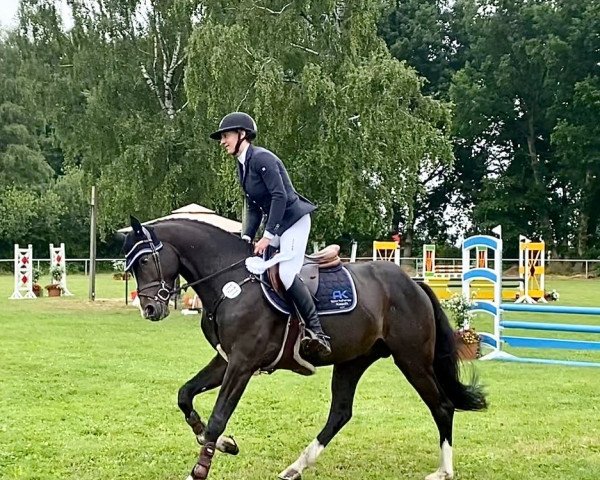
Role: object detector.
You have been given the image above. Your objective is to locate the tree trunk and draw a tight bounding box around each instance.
[577,169,593,256]
[402,201,415,258]
[526,113,552,244]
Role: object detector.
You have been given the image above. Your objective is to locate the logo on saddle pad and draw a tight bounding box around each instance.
[331,289,352,308]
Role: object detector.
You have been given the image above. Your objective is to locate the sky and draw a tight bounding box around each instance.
[0,0,71,29]
[0,0,20,28]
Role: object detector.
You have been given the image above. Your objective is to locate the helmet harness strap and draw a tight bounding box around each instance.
[233,130,246,156]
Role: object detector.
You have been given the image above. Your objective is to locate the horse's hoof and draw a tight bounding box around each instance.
[278,468,301,480]
[218,435,239,455]
[425,469,453,480]
[197,434,239,455]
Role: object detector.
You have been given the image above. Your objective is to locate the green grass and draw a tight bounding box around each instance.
[1,274,599,479]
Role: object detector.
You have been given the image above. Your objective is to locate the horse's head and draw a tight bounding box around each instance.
[123,216,180,321]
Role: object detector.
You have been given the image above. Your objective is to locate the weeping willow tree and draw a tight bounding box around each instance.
[186,0,454,244]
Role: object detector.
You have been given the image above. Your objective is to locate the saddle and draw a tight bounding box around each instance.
[267,244,341,297]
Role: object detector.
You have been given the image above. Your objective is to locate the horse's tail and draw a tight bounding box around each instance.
[418,282,488,411]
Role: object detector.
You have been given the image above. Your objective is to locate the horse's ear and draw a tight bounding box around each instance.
[130,215,143,235]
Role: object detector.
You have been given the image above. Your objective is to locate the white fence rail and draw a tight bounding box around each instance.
[2,256,599,278]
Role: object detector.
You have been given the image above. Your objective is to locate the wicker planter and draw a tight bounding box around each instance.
[113,272,131,280]
[33,284,43,297]
[45,284,62,297]
[455,331,479,360]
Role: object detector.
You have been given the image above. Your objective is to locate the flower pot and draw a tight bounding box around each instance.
[113,272,131,280]
[454,331,479,360]
[33,284,43,297]
[456,339,478,360]
[45,284,62,297]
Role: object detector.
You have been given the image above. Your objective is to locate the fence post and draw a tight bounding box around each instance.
[585,260,589,279]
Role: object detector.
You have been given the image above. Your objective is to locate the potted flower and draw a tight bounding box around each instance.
[544,289,560,302]
[442,293,480,360]
[32,267,43,297]
[112,260,130,280]
[46,265,64,297]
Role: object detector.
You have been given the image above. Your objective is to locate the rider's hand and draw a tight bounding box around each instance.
[253,237,270,256]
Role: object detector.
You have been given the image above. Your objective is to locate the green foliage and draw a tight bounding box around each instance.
[186,1,453,241]
[1,0,599,259]
[449,0,599,257]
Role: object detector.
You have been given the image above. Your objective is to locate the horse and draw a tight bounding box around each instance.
[123,216,487,480]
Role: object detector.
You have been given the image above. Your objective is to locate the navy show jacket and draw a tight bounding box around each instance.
[239,145,316,239]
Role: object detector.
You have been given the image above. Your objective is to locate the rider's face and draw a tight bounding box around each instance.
[220,130,246,155]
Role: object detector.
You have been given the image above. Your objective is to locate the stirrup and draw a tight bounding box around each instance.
[301,333,331,356]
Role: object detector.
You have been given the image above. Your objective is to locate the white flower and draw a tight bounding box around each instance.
[112,260,126,272]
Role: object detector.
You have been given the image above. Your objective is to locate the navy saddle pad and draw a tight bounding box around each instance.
[260,264,357,316]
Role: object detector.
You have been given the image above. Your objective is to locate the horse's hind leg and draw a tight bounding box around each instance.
[278,353,379,480]
[177,354,239,455]
[392,354,455,480]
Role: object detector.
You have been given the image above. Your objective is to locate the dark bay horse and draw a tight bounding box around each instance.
[123,217,487,480]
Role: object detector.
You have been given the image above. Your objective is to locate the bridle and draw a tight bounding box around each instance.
[133,238,173,303]
[133,238,248,305]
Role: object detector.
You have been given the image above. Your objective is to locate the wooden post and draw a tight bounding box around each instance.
[88,186,97,301]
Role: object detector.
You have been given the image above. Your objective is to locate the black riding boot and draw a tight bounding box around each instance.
[286,276,331,356]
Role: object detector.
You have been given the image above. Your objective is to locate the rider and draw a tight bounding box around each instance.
[210,112,331,356]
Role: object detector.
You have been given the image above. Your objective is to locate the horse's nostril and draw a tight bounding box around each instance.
[144,305,156,318]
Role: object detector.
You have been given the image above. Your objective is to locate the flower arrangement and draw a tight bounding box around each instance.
[442,293,475,330]
[49,265,63,284]
[544,289,560,302]
[45,266,63,296]
[32,267,43,297]
[32,267,42,285]
[112,260,125,272]
[442,293,480,359]
[112,259,130,280]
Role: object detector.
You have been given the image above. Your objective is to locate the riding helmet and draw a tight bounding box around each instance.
[210,112,257,140]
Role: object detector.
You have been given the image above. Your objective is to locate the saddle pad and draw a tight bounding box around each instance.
[260,264,357,315]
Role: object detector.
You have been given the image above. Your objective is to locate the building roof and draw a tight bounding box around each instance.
[117,203,242,233]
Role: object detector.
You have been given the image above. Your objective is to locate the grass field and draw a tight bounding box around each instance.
[1,274,599,480]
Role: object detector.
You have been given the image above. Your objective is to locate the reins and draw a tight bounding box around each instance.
[171,258,247,296]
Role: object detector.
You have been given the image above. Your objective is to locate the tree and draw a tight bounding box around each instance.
[0,38,54,188]
[186,1,454,246]
[449,0,598,256]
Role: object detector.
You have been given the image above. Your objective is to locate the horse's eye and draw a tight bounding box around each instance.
[140,257,149,265]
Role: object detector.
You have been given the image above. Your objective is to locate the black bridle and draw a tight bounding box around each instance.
[133,238,248,304]
[134,240,173,303]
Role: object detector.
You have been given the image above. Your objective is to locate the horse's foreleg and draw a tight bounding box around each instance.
[278,354,379,480]
[178,354,239,455]
[188,357,254,480]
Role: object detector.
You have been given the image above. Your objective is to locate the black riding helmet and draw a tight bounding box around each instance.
[210,112,257,141]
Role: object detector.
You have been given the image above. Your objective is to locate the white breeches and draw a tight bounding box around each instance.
[274,214,311,290]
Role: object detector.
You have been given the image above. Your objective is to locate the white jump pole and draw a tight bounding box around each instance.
[10,244,35,299]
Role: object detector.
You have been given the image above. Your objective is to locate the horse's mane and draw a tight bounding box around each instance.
[150,218,250,250]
